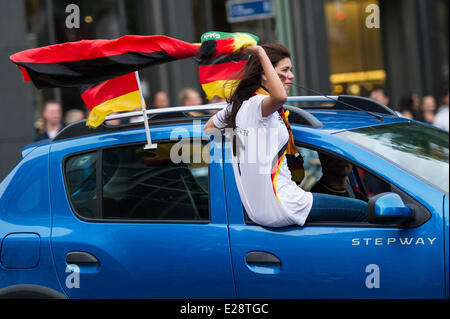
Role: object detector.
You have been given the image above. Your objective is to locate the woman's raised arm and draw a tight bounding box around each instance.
[243,46,287,117]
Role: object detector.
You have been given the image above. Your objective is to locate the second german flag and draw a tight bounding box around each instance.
[81,72,142,128]
[198,53,248,100]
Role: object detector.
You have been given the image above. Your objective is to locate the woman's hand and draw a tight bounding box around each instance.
[242,45,264,56]
[203,116,217,134]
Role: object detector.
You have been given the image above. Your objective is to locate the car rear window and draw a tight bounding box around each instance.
[65,152,98,219]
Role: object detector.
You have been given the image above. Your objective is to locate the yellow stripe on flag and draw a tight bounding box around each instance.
[86,90,142,128]
[201,79,239,100]
[231,33,258,52]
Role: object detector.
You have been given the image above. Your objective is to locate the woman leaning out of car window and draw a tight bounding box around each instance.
[204,43,368,227]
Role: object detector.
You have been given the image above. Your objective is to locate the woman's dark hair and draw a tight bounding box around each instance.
[223,43,291,128]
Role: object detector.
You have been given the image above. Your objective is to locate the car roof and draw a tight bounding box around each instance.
[304,109,408,133]
[39,95,411,144]
[50,108,407,143]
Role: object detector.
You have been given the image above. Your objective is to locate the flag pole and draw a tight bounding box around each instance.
[135,71,157,149]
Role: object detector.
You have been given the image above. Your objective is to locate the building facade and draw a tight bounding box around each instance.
[0,0,448,180]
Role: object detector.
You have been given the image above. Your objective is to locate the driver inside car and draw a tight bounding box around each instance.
[311,153,367,201]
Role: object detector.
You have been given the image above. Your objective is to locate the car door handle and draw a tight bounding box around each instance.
[246,251,281,274]
[246,251,281,265]
[66,251,99,265]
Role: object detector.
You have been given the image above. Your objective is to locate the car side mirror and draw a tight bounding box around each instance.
[367,192,413,225]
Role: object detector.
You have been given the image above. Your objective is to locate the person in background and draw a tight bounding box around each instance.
[152,91,170,109]
[179,87,204,116]
[398,92,421,120]
[64,108,85,125]
[34,100,63,141]
[419,95,437,125]
[129,90,171,123]
[369,87,402,116]
[434,89,449,131]
[369,87,390,107]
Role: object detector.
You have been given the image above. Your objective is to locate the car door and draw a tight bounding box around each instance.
[225,128,446,298]
[49,126,235,298]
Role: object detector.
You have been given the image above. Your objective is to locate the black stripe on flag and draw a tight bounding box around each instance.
[16,50,175,88]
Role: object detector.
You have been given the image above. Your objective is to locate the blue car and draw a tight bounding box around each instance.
[0,96,448,299]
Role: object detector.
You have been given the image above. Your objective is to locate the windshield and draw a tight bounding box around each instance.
[337,122,449,193]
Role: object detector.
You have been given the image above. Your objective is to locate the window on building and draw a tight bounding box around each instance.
[325,0,386,97]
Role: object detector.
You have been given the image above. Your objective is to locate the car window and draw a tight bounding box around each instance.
[356,169,391,198]
[65,152,98,219]
[244,143,418,227]
[297,145,389,201]
[296,147,322,191]
[65,141,210,222]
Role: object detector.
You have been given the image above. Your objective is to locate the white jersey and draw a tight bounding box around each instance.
[213,94,313,227]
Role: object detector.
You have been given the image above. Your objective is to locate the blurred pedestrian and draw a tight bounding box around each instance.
[129,90,171,123]
[434,89,449,131]
[179,87,203,106]
[179,87,204,116]
[398,92,420,120]
[34,100,63,141]
[152,91,170,108]
[419,95,436,125]
[64,108,85,125]
[105,114,121,125]
[369,87,390,106]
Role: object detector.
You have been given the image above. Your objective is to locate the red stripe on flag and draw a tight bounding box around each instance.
[81,73,139,109]
[10,35,200,64]
[198,61,245,84]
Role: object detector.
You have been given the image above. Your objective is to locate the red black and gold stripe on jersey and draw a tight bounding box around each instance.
[271,140,305,203]
[255,87,305,187]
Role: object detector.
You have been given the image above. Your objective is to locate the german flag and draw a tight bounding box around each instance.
[10,32,259,90]
[10,35,201,88]
[198,53,248,100]
[197,32,258,99]
[198,31,259,58]
[10,32,256,88]
[81,72,142,128]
